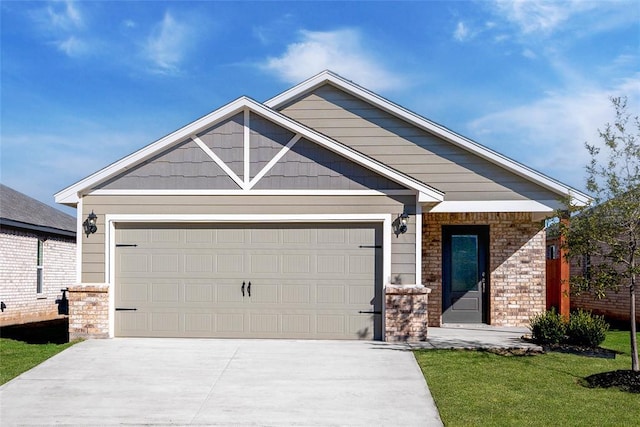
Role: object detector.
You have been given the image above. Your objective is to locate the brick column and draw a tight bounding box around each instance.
[385,285,431,342]
[68,284,109,340]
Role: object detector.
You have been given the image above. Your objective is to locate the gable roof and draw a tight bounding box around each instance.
[55,97,444,205]
[266,70,590,206]
[1,184,75,237]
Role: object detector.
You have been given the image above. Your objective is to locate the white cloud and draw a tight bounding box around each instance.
[45,0,84,31]
[54,36,87,57]
[143,12,195,74]
[453,22,470,42]
[492,0,591,35]
[467,75,640,190]
[262,29,403,91]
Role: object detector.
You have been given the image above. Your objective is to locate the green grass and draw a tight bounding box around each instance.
[414,330,640,427]
[0,338,78,385]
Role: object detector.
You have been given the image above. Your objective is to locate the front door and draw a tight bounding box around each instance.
[442,225,489,323]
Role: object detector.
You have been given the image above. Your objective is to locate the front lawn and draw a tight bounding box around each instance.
[0,338,78,385]
[415,330,640,426]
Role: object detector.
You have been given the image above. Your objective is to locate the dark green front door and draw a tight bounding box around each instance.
[442,225,489,323]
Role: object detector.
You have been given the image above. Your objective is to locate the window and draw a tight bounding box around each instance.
[37,239,44,294]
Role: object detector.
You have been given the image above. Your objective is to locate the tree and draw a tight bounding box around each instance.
[562,96,639,371]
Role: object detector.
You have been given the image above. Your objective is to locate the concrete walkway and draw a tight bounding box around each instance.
[0,339,442,426]
[418,324,542,352]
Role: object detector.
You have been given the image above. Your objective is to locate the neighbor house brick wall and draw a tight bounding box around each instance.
[0,228,76,327]
[422,212,546,327]
[68,284,109,339]
[569,258,640,322]
[571,289,640,323]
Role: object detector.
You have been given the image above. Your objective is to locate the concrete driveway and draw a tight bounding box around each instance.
[0,339,442,426]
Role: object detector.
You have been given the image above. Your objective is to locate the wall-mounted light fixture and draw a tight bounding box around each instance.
[83,210,98,237]
[394,213,409,236]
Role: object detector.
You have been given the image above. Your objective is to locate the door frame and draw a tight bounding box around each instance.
[105,213,393,338]
[441,225,490,324]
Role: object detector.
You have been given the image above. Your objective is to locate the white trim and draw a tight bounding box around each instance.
[108,220,116,337]
[103,213,393,339]
[191,135,245,189]
[248,134,301,189]
[87,189,416,197]
[265,70,591,207]
[243,109,250,186]
[415,200,422,286]
[427,200,561,213]
[76,198,83,285]
[55,97,443,205]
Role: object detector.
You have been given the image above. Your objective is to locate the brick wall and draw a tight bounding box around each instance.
[385,285,430,342]
[423,212,546,327]
[571,289,640,323]
[0,228,76,326]
[68,284,109,339]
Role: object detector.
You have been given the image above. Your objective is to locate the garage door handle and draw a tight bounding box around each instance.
[358,310,381,314]
[241,281,245,297]
[247,281,251,297]
[116,308,137,311]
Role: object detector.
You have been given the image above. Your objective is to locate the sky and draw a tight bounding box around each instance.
[1,0,639,216]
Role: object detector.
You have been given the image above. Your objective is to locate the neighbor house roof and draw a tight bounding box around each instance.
[55,96,445,205]
[1,184,75,237]
[266,70,591,207]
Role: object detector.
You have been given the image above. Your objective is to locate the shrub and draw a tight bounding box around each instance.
[566,309,609,348]
[529,308,566,345]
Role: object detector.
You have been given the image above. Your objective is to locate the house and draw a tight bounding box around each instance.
[0,184,76,327]
[546,204,640,323]
[55,71,589,341]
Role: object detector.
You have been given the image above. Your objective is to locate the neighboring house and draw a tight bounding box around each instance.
[0,184,76,327]
[55,71,589,341]
[547,223,640,323]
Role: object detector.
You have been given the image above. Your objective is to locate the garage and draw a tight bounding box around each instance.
[114,223,382,339]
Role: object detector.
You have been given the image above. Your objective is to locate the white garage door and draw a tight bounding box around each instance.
[114,223,382,339]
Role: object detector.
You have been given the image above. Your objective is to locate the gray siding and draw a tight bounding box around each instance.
[80,194,416,286]
[197,112,245,180]
[249,113,296,179]
[279,84,561,202]
[95,139,239,190]
[93,110,404,193]
[255,138,405,190]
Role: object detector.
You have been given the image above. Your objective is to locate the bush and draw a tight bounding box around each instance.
[529,308,566,344]
[565,309,609,348]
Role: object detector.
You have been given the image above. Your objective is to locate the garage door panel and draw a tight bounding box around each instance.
[316,285,345,305]
[120,254,149,273]
[282,314,311,334]
[317,255,345,273]
[184,283,214,303]
[216,312,245,333]
[216,253,244,273]
[247,282,279,304]
[115,223,381,339]
[185,254,215,273]
[282,254,311,273]
[151,312,180,332]
[216,284,244,303]
[281,285,310,304]
[151,254,180,273]
[184,313,214,334]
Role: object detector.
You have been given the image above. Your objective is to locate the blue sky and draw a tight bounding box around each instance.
[1,1,638,215]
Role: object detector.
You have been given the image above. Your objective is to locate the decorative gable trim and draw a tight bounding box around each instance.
[55,97,443,205]
[265,70,590,206]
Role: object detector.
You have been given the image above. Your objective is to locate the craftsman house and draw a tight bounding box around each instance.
[1,184,76,327]
[55,71,589,341]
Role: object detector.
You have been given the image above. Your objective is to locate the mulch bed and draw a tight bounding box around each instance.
[583,370,640,393]
[542,343,618,359]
